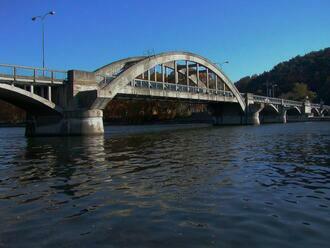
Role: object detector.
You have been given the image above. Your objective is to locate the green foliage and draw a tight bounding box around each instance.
[280,83,316,101]
[235,48,330,104]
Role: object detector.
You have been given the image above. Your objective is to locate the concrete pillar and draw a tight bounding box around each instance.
[25,109,104,137]
[281,109,287,123]
[30,85,34,94]
[303,98,312,116]
[247,103,264,125]
[250,111,261,125]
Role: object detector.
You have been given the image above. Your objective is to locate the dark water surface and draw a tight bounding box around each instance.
[0,122,330,247]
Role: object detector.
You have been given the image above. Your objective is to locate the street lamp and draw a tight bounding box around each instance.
[214,61,229,68]
[32,11,55,69]
[272,84,278,97]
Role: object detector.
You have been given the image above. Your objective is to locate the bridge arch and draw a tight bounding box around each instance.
[259,104,280,123]
[321,108,329,116]
[311,107,320,116]
[0,83,62,116]
[286,106,301,115]
[94,52,246,111]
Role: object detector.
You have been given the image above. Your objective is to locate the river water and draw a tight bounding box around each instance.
[0,122,329,247]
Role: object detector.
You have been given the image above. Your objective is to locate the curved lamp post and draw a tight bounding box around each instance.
[32,11,55,69]
[214,61,229,68]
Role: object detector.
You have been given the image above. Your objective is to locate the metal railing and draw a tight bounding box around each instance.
[251,94,304,107]
[252,95,282,105]
[310,103,321,108]
[131,79,235,97]
[0,64,67,84]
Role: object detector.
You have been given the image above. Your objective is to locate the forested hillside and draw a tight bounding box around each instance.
[236,48,330,104]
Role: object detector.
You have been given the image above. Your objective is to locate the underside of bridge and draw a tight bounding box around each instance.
[286,107,303,122]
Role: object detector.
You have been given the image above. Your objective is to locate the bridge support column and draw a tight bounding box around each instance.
[281,109,287,123]
[25,109,104,137]
[246,103,264,125]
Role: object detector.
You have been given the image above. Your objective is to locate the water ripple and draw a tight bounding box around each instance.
[0,123,330,247]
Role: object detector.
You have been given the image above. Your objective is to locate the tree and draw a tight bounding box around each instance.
[280,83,316,101]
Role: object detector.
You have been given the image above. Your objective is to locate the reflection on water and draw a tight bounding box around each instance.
[0,122,330,247]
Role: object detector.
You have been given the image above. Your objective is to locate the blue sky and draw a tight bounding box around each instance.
[1,0,329,81]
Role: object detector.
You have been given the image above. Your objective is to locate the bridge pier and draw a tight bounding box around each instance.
[246,103,264,125]
[25,109,104,137]
[281,109,287,123]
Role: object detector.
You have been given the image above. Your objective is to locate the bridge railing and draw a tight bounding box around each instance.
[0,64,67,84]
[250,94,305,107]
[282,99,303,107]
[252,95,282,105]
[310,103,321,108]
[131,79,235,97]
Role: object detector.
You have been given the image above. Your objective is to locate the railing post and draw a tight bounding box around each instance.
[33,69,36,83]
[13,67,17,83]
[51,71,54,84]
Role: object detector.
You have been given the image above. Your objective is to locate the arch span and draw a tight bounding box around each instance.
[95,52,246,111]
[259,104,280,123]
[0,83,62,115]
[287,106,301,115]
[260,104,279,114]
[321,108,329,116]
[311,107,320,116]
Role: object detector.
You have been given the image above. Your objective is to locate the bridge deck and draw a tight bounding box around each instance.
[0,64,67,85]
[114,79,238,103]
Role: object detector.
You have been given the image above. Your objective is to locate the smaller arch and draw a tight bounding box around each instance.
[286,106,301,115]
[259,104,280,124]
[321,108,329,116]
[286,106,302,122]
[311,107,320,116]
[0,83,62,116]
[262,104,279,113]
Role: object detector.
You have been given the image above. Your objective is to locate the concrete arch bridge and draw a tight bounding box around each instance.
[0,52,329,136]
